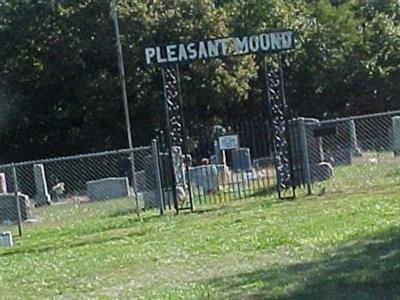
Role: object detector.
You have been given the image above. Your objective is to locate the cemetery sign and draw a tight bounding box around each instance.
[219,135,239,150]
[144,30,294,66]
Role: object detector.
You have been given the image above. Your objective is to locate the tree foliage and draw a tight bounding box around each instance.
[0,0,399,162]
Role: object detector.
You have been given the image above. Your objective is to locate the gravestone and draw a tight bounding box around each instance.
[0,231,13,248]
[87,177,130,201]
[0,193,31,222]
[348,119,361,155]
[134,170,146,193]
[0,173,7,194]
[392,116,400,156]
[189,165,219,193]
[232,148,252,172]
[33,164,51,206]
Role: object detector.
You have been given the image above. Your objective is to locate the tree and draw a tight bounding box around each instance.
[0,0,399,162]
[0,0,254,162]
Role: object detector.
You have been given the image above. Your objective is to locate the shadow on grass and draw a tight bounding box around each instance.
[3,193,272,257]
[193,206,223,215]
[249,185,277,198]
[1,212,166,257]
[107,208,164,223]
[204,227,400,300]
[0,225,154,257]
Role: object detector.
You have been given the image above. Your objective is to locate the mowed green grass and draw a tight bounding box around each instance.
[1,163,400,299]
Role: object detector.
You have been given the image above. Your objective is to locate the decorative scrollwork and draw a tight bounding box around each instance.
[163,67,185,149]
[266,56,294,192]
[162,66,186,189]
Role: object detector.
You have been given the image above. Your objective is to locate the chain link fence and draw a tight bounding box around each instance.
[303,111,400,196]
[2,111,400,237]
[0,145,163,236]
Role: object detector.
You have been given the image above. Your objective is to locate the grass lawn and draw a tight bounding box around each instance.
[1,163,400,299]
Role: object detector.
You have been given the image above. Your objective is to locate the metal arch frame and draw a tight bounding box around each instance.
[160,57,296,205]
[161,65,194,213]
[264,54,296,199]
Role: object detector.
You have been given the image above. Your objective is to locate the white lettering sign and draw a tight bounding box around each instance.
[219,135,239,150]
[144,30,294,66]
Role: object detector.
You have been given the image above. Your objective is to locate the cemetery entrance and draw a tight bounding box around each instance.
[145,30,299,212]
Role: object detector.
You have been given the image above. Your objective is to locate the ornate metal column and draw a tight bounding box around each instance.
[161,65,193,212]
[264,55,295,199]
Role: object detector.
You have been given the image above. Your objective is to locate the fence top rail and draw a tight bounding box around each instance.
[0,146,151,169]
[304,110,400,127]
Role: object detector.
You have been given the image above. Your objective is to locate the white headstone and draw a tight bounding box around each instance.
[33,164,51,206]
[0,173,7,194]
[0,231,13,248]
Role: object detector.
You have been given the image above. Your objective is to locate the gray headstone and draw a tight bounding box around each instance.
[232,148,252,172]
[87,177,130,201]
[0,193,31,222]
[134,170,146,193]
[189,165,219,193]
[33,164,51,206]
[392,116,400,156]
[348,120,358,151]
